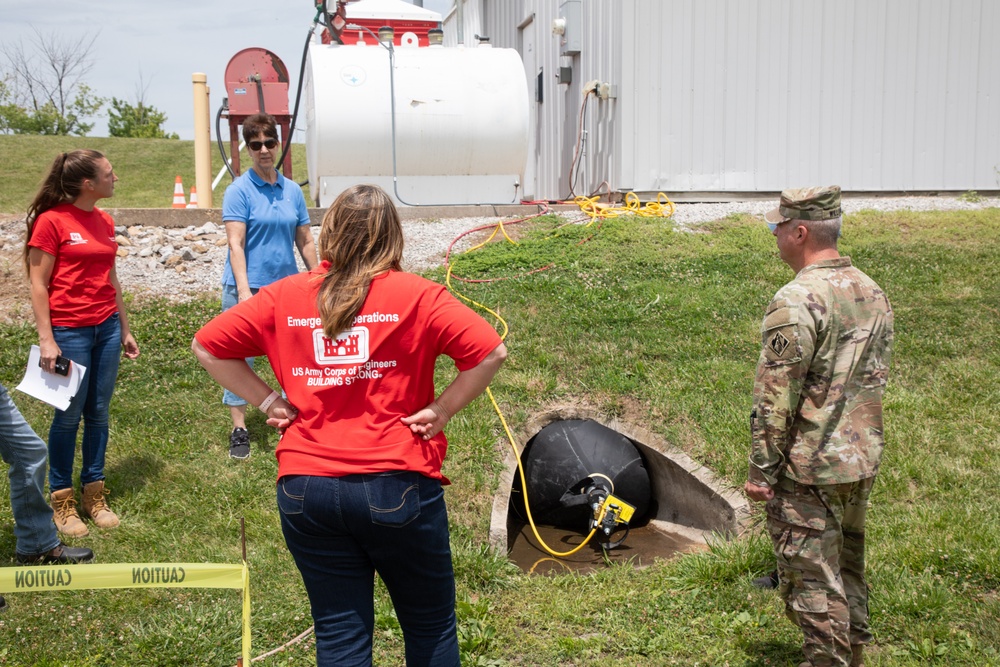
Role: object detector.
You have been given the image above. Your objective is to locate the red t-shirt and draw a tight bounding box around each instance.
[195,267,503,482]
[28,204,119,327]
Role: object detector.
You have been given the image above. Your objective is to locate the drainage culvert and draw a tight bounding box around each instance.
[490,406,750,575]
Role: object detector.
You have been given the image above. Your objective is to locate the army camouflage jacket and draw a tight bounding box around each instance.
[749,257,893,487]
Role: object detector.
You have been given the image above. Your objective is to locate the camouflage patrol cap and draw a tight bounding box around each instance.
[764,186,842,226]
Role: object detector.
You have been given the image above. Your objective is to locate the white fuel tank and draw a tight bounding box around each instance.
[304,42,529,207]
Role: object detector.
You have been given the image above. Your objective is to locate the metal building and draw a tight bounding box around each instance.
[443,0,1000,201]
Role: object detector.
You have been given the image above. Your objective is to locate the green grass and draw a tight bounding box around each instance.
[0,153,998,664]
[0,135,311,213]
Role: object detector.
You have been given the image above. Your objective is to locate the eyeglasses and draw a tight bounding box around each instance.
[766,219,792,232]
[248,138,279,151]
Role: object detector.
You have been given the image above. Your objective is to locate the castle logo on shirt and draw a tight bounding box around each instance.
[67,232,88,246]
[313,326,369,365]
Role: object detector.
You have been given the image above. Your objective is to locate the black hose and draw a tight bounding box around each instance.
[276,23,318,173]
[252,74,266,117]
[567,90,594,198]
[600,525,630,551]
[216,104,237,181]
[313,1,331,32]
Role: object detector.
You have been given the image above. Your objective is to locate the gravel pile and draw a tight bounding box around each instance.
[2,194,997,305]
[107,217,499,301]
[667,194,1000,226]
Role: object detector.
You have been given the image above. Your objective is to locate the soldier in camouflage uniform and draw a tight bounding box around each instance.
[744,186,893,667]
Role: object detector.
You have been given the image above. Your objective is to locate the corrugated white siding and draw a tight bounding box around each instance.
[441,0,484,47]
[626,0,1000,194]
[973,0,1000,189]
[536,1,571,201]
[477,0,623,200]
[575,1,621,197]
[478,0,521,45]
[453,0,1000,198]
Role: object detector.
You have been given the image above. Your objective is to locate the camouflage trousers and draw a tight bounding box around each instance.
[765,476,876,667]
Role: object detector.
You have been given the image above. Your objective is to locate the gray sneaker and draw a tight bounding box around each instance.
[229,427,250,460]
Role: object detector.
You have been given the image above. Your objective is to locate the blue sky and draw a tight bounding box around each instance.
[2,0,452,140]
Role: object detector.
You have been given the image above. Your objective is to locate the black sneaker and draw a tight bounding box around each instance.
[229,427,250,460]
[751,569,780,589]
[0,594,6,612]
[16,543,95,565]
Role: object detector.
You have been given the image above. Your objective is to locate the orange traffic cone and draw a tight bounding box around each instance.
[172,176,187,208]
[186,186,198,209]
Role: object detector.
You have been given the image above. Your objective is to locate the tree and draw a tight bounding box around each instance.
[107,73,179,139]
[0,77,20,134]
[108,98,179,139]
[0,27,105,135]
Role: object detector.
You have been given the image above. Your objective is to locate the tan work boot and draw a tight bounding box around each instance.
[51,487,89,537]
[851,645,865,667]
[81,480,120,528]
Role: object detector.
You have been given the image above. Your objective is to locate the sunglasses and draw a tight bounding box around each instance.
[248,138,279,151]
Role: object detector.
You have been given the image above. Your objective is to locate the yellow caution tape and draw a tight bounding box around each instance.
[0,562,243,591]
[0,562,251,663]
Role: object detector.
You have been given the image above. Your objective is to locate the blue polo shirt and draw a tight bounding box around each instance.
[221,169,311,288]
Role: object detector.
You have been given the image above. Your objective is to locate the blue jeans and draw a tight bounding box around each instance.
[48,312,122,491]
[0,383,61,556]
[220,284,257,407]
[277,472,460,667]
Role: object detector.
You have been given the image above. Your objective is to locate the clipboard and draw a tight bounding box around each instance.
[15,345,87,411]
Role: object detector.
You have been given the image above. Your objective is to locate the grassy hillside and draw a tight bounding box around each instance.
[0,135,310,213]
[0,204,998,665]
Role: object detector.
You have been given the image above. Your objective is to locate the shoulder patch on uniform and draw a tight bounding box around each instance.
[761,321,801,365]
[767,330,790,357]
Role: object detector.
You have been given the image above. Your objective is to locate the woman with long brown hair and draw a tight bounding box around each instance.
[25,149,140,538]
[194,184,506,666]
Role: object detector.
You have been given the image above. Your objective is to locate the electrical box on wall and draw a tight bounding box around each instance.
[558,0,581,55]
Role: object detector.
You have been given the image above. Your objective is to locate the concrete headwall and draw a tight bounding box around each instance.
[489,404,751,554]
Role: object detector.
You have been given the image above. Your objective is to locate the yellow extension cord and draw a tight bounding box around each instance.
[574,191,677,222]
[444,192,675,558]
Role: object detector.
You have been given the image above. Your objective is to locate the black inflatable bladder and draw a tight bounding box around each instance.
[517,419,651,528]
